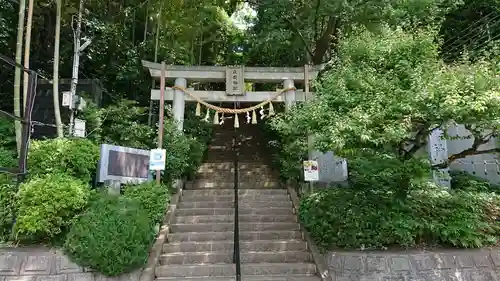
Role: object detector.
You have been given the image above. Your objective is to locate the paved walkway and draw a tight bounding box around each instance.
[0,246,140,281]
[327,249,500,280]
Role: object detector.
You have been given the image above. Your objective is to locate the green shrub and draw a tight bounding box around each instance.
[14,173,90,240]
[0,182,15,240]
[262,115,307,183]
[299,185,500,250]
[346,149,431,192]
[64,195,153,276]
[28,138,99,182]
[0,117,16,150]
[0,147,16,168]
[450,170,500,192]
[0,147,17,187]
[123,182,170,225]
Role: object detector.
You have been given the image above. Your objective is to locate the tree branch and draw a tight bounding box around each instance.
[432,132,497,169]
[433,148,500,169]
[284,18,315,59]
[313,0,321,40]
[312,16,337,64]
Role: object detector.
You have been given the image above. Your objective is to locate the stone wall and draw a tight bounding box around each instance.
[327,249,500,281]
[0,246,139,281]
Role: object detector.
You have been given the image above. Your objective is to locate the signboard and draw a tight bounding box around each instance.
[73,118,86,137]
[97,144,151,184]
[149,149,166,171]
[226,65,244,96]
[311,151,348,183]
[427,128,451,188]
[62,91,71,107]
[303,160,319,181]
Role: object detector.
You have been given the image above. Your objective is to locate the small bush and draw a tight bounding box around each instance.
[64,195,153,276]
[28,138,99,182]
[0,182,15,240]
[0,147,16,168]
[123,182,170,225]
[299,185,500,251]
[14,173,90,240]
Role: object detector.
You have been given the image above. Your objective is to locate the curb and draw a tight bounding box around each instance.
[286,185,332,281]
[139,183,182,281]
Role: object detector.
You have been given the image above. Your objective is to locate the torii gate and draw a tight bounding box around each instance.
[142,61,349,183]
[142,61,324,129]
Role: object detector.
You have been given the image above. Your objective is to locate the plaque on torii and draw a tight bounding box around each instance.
[226,65,245,96]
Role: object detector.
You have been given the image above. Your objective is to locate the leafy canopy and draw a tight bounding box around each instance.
[273,27,500,164]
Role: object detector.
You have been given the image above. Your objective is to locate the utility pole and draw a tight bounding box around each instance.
[69,0,91,136]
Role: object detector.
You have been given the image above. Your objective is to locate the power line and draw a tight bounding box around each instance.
[0,54,53,83]
[443,13,500,52]
[442,11,498,46]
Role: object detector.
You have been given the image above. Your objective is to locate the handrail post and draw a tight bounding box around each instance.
[233,121,241,281]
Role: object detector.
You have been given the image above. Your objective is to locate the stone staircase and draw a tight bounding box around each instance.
[154,123,321,281]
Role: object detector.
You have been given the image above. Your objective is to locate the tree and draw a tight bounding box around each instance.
[13,0,26,154]
[247,0,459,66]
[22,0,35,108]
[53,0,63,137]
[273,27,499,182]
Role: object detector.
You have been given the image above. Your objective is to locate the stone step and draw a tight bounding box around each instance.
[173,214,297,224]
[162,240,308,253]
[185,181,280,190]
[175,207,294,216]
[182,189,288,197]
[179,201,292,209]
[170,222,300,233]
[195,174,278,181]
[198,163,270,171]
[155,263,316,277]
[201,168,274,174]
[167,230,303,243]
[156,276,321,281]
[181,194,289,202]
[179,201,234,209]
[159,251,312,265]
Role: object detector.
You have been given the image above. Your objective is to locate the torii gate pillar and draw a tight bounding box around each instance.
[283,79,296,110]
[173,78,186,131]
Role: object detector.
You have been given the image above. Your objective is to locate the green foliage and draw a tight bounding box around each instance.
[0,147,16,168]
[14,173,90,240]
[123,182,170,225]
[300,186,500,250]
[0,117,15,150]
[0,182,15,240]
[261,116,307,183]
[28,138,99,182]
[249,0,458,65]
[64,194,153,276]
[450,170,500,192]
[183,104,214,145]
[275,27,500,168]
[439,0,500,62]
[346,149,431,191]
[81,100,209,181]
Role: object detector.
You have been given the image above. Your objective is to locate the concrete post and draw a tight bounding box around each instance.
[173,77,186,131]
[283,79,296,110]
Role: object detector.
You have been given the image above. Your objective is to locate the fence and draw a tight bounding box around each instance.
[0,54,41,182]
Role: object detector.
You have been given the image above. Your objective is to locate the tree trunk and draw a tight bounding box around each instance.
[53,0,63,137]
[22,0,34,109]
[13,0,27,155]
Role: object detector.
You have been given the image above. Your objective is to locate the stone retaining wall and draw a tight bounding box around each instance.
[0,246,139,281]
[327,249,500,281]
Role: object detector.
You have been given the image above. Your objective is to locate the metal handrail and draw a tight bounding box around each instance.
[233,128,242,281]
